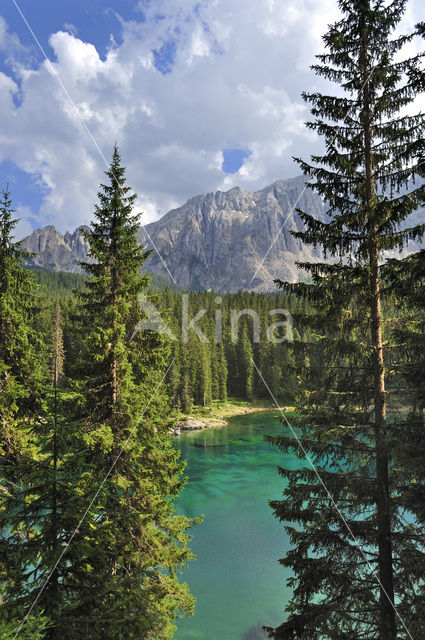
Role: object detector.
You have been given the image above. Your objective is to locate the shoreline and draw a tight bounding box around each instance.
[171,400,284,435]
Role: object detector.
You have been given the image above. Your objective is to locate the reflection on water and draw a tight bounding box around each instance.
[174,412,296,640]
[241,625,269,640]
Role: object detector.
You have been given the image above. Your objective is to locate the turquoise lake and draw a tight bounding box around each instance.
[174,411,298,640]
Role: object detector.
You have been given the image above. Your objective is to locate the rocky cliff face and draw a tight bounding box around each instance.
[138,176,325,291]
[22,176,326,291]
[23,225,91,273]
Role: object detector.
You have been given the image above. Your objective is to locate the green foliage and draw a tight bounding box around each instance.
[0,614,50,640]
[161,290,298,410]
[29,269,87,297]
[385,251,425,557]
[67,146,195,638]
[28,268,181,298]
[22,267,302,412]
[239,326,254,401]
[217,342,228,403]
[268,2,425,639]
[0,187,45,428]
[0,153,195,640]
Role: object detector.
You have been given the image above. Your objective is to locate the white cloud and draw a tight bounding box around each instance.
[0,0,424,234]
[0,70,18,114]
[0,16,26,54]
[63,23,78,37]
[14,206,35,240]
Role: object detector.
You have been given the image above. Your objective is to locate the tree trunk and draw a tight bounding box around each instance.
[111,218,120,411]
[360,12,396,639]
[369,235,396,640]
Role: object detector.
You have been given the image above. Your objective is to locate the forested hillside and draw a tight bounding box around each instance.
[25,269,298,407]
[25,267,414,414]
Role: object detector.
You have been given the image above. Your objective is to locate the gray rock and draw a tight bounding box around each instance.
[23,224,91,273]
[139,176,326,291]
[175,419,207,431]
[169,418,208,436]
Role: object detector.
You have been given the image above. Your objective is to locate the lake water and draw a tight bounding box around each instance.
[174,411,298,640]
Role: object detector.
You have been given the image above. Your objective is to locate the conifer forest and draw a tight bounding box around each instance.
[2,1,425,639]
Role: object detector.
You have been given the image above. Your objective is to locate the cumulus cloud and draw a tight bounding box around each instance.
[0,0,423,233]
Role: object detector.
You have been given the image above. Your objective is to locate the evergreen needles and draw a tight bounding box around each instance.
[268,2,425,639]
[0,150,195,639]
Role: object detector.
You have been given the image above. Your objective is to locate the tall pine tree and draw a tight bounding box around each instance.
[268,2,425,639]
[0,187,44,437]
[0,188,52,636]
[384,250,425,640]
[73,146,195,639]
[0,278,93,638]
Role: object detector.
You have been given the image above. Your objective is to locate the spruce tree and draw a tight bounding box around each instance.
[0,189,58,637]
[0,187,44,434]
[0,295,91,639]
[73,146,194,639]
[180,371,192,414]
[0,184,44,560]
[385,251,425,632]
[194,343,212,407]
[45,303,65,629]
[268,3,425,639]
[0,613,50,640]
[386,251,425,413]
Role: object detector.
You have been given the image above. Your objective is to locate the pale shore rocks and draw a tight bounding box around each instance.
[169,405,277,436]
[170,417,228,436]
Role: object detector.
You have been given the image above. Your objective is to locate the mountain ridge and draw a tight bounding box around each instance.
[21,176,326,291]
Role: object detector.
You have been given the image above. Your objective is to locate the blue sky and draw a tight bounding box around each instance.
[2,1,137,63]
[0,0,423,237]
[0,158,43,225]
